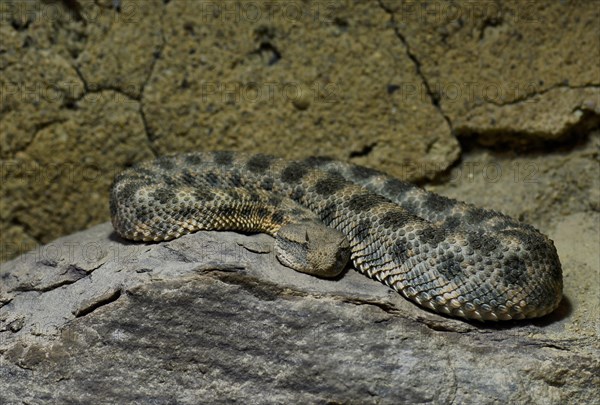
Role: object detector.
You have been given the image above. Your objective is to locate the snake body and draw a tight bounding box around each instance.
[110,151,563,321]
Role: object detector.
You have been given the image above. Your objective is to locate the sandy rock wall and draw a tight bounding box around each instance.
[0,1,598,260]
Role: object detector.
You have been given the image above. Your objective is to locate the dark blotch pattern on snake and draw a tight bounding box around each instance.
[110,152,563,321]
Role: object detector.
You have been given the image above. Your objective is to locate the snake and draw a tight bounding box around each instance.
[109,151,563,321]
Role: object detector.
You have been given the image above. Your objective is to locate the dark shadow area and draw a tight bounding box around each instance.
[107,231,154,246]
[400,292,572,331]
[426,127,596,187]
[456,118,597,155]
[463,295,573,331]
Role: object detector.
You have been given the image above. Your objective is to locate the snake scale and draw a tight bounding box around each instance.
[110,151,563,321]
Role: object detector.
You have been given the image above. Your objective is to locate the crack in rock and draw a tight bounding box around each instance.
[73,287,122,318]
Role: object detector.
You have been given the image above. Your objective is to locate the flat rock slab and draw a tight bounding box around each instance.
[0,223,598,404]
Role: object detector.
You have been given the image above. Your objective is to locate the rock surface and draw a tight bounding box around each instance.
[1,211,598,403]
[380,0,600,139]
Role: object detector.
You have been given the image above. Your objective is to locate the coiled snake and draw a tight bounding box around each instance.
[110,151,563,321]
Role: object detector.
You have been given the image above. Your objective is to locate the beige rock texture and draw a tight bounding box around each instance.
[0,1,598,402]
[380,0,600,140]
[1,0,598,261]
